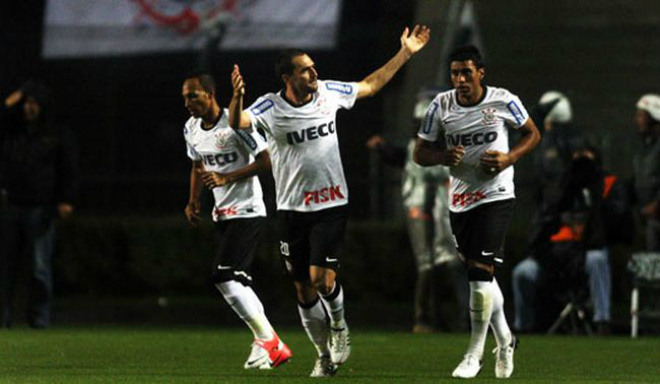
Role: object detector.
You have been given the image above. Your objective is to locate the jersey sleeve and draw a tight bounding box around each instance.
[246,95,275,134]
[503,93,529,129]
[417,98,443,142]
[321,80,358,110]
[183,120,201,161]
[235,128,268,157]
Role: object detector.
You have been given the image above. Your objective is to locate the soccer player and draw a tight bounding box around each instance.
[413,45,540,379]
[228,25,431,377]
[181,73,291,370]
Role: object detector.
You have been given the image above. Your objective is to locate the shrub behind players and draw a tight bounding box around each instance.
[181,73,291,370]
[414,45,540,379]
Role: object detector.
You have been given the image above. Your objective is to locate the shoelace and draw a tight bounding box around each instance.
[461,354,480,367]
[492,345,512,361]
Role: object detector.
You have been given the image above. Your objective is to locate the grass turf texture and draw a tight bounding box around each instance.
[1,327,658,383]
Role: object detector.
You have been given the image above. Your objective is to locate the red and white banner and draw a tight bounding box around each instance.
[42,0,342,58]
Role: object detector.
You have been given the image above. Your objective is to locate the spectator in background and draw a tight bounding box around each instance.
[529,91,589,220]
[633,94,660,252]
[513,91,589,333]
[512,146,622,335]
[0,80,78,329]
[366,89,467,334]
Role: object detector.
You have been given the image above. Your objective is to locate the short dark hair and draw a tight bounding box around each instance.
[448,45,484,69]
[184,72,216,94]
[275,49,307,84]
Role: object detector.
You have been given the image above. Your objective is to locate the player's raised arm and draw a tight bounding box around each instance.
[229,64,252,130]
[356,25,431,100]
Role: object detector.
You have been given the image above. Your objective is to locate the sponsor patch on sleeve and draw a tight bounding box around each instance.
[235,129,258,151]
[250,99,274,116]
[506,100,525,126]
[325,82,353,95]
[421,102,439,134]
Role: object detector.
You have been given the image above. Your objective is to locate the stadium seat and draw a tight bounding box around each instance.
[628,252,660,338]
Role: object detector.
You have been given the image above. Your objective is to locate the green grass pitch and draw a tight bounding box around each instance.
[1,327,659,383]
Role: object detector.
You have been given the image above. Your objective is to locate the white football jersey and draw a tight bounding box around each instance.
[184,109,267,221]
[418,86,529,213]
[246,80,358,212]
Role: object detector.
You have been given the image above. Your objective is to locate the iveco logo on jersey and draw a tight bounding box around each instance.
[287,122,335,145]
[203,152,238,166]
[304,185,345,206]
[446,131,498,147]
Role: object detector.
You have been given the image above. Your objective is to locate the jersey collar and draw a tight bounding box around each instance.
[455,85,488,108]
[200,110,223,131]
[279,89,316,109]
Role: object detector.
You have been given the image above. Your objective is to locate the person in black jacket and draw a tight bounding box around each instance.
[633,94,660,252]
[512,146,622,334]
[0,80,78,328]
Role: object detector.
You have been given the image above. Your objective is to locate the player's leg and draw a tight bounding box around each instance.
[295,277,337,378]
[449,208,486,378]
[278,210,336,377]
[309,206,350,366]
[450,200,515,379]
[473,200,517,378]
[212,218,290,369]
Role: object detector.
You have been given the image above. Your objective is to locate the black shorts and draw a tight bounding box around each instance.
[212,217,263,285]
[449,199,515,268]
[277,205,348,282]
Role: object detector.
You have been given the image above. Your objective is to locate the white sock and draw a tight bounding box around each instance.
[298,298,330,357]
[320,283,346,328]
[216,281,275,341]
[466,281,494,359]
[490,278,512,347]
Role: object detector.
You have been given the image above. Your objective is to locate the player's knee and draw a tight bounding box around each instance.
[310,276,333,295]
[294,280,318,304]
[467,265,493,282]
[212,267,251,286]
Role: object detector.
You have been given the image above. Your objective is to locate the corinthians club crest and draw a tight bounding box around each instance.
[481,108,497,125]
[214,131,231,149]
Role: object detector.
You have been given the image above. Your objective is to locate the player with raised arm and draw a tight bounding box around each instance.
[181,73,291,370]
[228,25,430,377]
[414,45,540,379]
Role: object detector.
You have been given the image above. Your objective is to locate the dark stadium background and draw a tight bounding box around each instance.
[1,0,660,331]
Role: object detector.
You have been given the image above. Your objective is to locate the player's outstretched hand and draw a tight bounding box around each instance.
[444,146,465,166]
[200,170,230,189]
[184,201,201,227]
[480,150,512,175]
[231,64,245,97]
[401,25,431,56]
